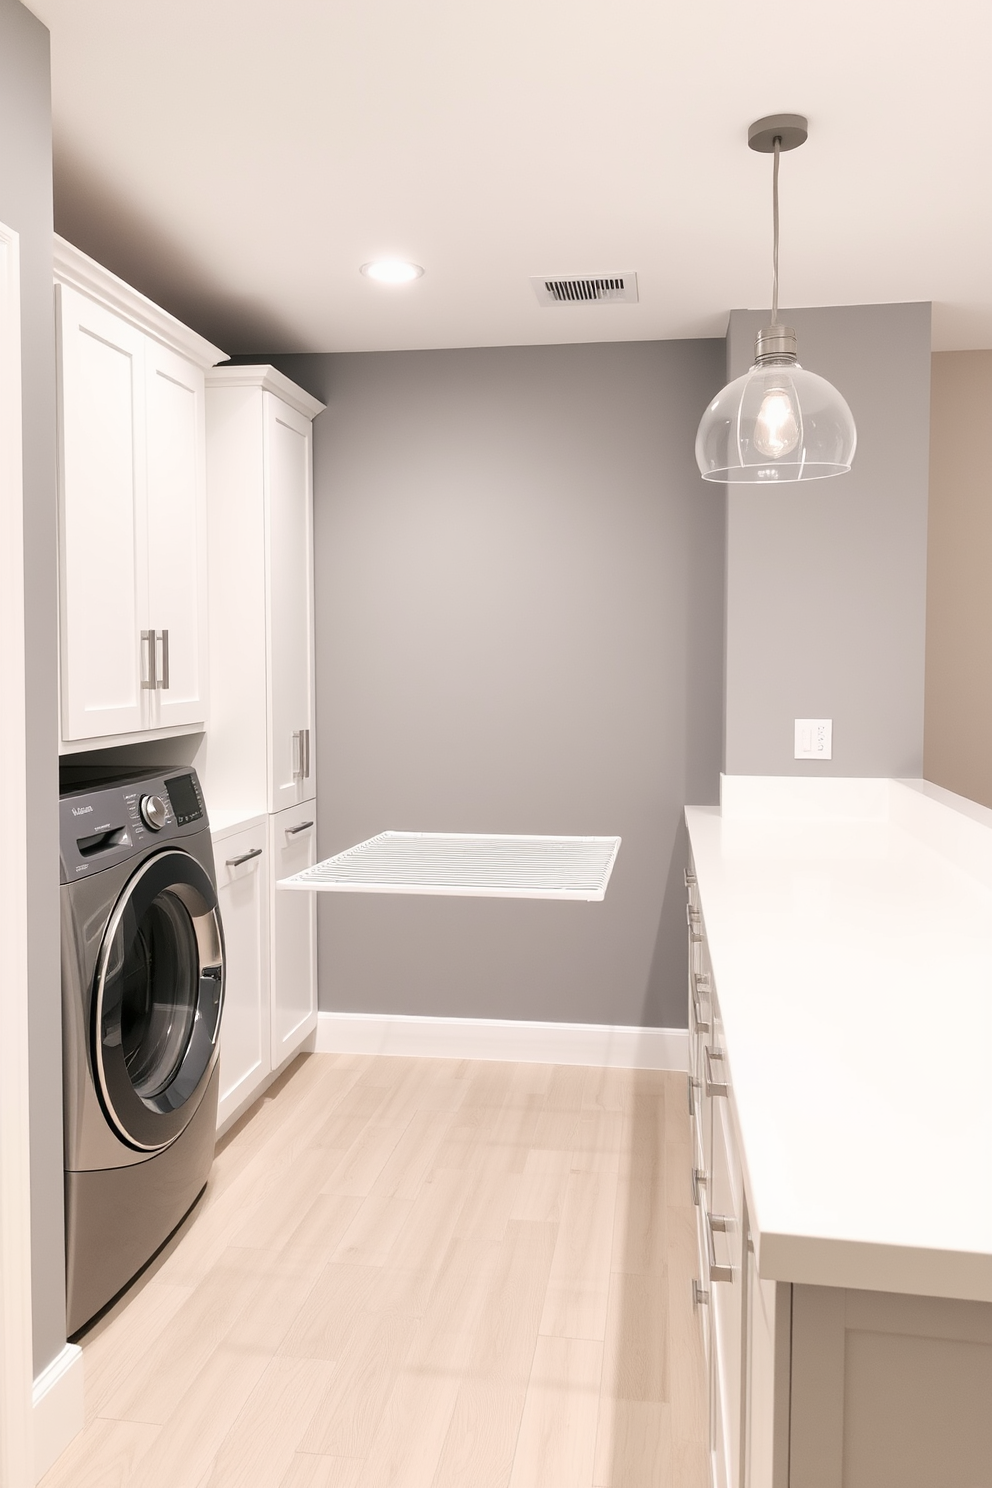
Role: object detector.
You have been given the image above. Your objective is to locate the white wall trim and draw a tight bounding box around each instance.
[315,1011,689,1070]
[32,1345,83,1483]
[205,364,325,420]
[0,219,34,1488]
[53,234,225,369]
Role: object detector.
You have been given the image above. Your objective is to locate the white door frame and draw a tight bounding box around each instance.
[0,219,36,1488]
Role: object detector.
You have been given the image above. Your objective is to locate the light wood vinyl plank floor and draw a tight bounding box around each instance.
[42,1053,706,1488]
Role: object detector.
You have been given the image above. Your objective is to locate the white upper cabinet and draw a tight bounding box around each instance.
[144,340,209,730]
[203,366,324,819]
[265,394,316,811]
[57,285,147,739]
[55,237,224,747]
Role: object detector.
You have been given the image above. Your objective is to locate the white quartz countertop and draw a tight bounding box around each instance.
[685,776,992,1303]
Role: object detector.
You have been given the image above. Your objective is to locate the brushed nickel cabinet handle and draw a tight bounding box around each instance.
[704,1045,729,1098]
[226,847,262,867]
[687,1073,701,1117]
[691,1166,707,1206]
[691,974,711,1035]
[706,1211,734,1283]
[292,730,302,780]
[141,629,156,689]
[692,1279,710,1308]
[286,820,314,836]
[303,726,311,779]
[684,867,697,888]
[158,628,170,689]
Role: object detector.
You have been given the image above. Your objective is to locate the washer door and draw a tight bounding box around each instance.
[94,849,225,1152]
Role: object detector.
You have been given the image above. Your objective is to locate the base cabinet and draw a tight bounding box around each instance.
[212,805,317,1134]
[213,818,270,1132]
[687,850,992,1488]
[268,802,318,1067]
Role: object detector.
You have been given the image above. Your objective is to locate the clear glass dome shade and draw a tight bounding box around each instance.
[695,359,857,483]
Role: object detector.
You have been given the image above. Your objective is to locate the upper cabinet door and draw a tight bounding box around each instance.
[144,340,208,729]
[265,393,315,812]
[57,285,148,740]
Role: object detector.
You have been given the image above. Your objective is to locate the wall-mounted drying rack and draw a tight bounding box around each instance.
[278,831,621,901]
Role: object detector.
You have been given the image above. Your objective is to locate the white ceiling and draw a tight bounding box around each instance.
[26,0,992,356]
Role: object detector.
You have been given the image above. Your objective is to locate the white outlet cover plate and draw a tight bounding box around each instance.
[795,718,833,760]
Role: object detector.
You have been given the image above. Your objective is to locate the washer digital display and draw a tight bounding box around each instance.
[165,772,203,826]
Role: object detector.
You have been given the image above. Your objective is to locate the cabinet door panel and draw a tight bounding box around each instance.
[58,285,146,739]
[214,822,270,1130]
[269,805,317,1064]
[145,342,208,728]
[265,394,314,812]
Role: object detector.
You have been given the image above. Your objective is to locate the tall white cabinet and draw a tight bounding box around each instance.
[55,237,223,748]
[203,366,325,1132]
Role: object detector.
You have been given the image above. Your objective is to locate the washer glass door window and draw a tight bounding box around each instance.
[95,849,224,1151]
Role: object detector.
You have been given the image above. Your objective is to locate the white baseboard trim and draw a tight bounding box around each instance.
[315,1011,689,1071]
[33,1342,83,1482]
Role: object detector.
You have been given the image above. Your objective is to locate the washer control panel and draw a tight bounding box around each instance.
[58,767,209,883]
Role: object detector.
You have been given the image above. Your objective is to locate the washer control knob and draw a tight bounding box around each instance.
[140,794,168,831]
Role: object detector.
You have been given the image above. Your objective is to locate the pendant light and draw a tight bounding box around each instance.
[695,114,857,483]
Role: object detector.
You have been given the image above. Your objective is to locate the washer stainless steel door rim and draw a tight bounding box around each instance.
[93,848,225,1152]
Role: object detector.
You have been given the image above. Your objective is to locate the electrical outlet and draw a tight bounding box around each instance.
[795,718,832,760]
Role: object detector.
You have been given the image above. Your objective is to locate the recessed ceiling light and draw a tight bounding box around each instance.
[360,260,424,284]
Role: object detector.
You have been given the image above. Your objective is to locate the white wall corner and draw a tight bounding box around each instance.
[315,1010,689,1071]
[33,1343,83,1483]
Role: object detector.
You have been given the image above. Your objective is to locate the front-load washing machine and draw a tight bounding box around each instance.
[59,766,225,1334]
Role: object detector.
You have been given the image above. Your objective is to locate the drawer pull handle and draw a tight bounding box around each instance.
[691,974,711,1034]
[706,1211,734,1283]
[687,1074,701,1117]
[704,1045,729,1098]
[226,847,262,868]
[684,867,697,888]
[286,820,314,836]
[686,903,701,927]
[692,1278,710,1308]
[691,1166,707,1206]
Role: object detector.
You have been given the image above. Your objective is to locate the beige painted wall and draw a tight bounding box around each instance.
[925,351,992,809]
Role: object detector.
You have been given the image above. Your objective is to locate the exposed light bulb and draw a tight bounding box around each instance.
[360,260,424,284]
[752,387,801,459]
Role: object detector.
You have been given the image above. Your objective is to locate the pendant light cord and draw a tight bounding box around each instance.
[771,135,781,326]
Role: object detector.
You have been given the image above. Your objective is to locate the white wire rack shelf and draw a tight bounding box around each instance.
[278,831,622,901]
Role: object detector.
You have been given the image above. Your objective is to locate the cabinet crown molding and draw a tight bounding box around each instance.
[53,235,226,370]
[205,364,326,420]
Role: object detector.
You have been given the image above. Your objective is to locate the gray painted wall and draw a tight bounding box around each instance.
[272,340,725,1030]
[724,302,931,777]
[0,0,64,1373]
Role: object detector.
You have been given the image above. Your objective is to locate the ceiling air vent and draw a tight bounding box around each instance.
[531,273,638,307]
